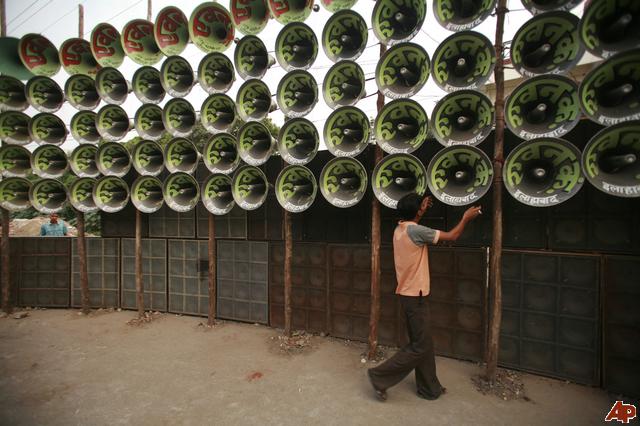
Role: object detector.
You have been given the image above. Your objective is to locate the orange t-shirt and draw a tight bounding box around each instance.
[393,221,440,296]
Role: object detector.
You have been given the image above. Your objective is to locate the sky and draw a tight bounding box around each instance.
[3,0,590,153]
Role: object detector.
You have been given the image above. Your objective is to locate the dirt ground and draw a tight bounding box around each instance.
[0,310,618,426]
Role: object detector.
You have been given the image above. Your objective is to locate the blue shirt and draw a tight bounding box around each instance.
[40,221,68,236]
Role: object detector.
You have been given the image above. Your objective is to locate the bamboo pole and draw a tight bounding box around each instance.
[1,208,11,314]
[1,0,6,37]
[207,213,217,325]
[283,209,292,337]
[147,0,152,21]
[78,4,83,38]
[135,209,144,318]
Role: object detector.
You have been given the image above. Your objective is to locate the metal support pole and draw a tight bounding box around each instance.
[207,213,217,325]
[283,209,292,337]
[1,208,11,314]
[135,209,144,318]
[76,210,91,314]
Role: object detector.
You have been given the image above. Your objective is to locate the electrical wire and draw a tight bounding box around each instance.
[6,0,41,26]
[9,0,54,33]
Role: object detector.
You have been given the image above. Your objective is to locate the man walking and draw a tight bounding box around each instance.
[368,193,482,401]
[40,213,68,236]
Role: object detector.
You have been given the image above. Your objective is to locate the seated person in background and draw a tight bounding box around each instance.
[40,213,68,237]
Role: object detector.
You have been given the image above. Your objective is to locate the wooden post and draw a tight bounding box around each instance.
[1,0,6,37]
[135,209,144,318]
[1,208,11,314]
[147,0,152,21]
[78,4,84,38]
[207,213,217,325]
[283,209,292,337]
[485,0,508,382]
[76,210,91,314]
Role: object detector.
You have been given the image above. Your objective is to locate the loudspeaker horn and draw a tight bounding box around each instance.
[25,76,64,113]
[64,74,100,111]
[582,121,640,198]
[522,0,584,15]
[375,98,429,154]
[231,165,269,210]
[278,117,319,165]
[277,70,318,118]
[68,177,99,213]
[163,172,200,212]
[276,165,317,212]
[201,93,237,133]
[320,0,358,12]
[431,90,494,147]
[0,76,28,111]
[231,0,270,36]
[203,132,240,174]
[323,106,370,157]
[202,173,235,215]
[0,37,35,80]
[131,175,165,213]
[160,55,195,97]
[31,144,68,178]
[319,156,367,208]
[0,111,31,145]
[132,66,165,104]
[92,175,130,213]
[70,110,100,144]
[504,137,584,206]
[511,11,584,78]
[96,104,132,142]
[322,9,368,62]
[59,38,100,77]
[189,2,235,53]
[134,104,165,141]
[579,0,639,59]
[96,141,132,177]
[275,22,318,71]
[234,35,274,80]
[69,144,100,178]
[372,0,427,45]
[433,0,496,31]
[18,33,61,77]
[376,42,430,99]
[323,60,365,109]
[268,0,315,24]
[154,6,190,56]
[29,112,67,145]
[198,52,236,94]
[236,79,275,122]
[238,121,275,166]
[29,178,67,213]
[121,19,164,65]
[162,98,197,137]
[90,23,126,68]
[0,145,31,177]
[0,177,31,211]
[506,75,580,140]
[96,67,131,105]
[426,145,493,206]
[164,137,200,174]
[133,139,164,177]
[579,48,640,126]
[372,153,428,209]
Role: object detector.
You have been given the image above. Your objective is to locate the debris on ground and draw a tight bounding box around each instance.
[360,347,387,364]
[246,371,264,382]
[196,320,225,331]
[471,368,530,402]
[269,330,315,356]
[12,312,28,319]
[126,311,162,327]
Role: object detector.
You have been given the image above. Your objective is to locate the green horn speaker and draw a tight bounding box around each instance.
[132,66,166,104]
[433,0,496,31]
[162,98,197,137]
[322,10,367,63]
[579,48,640,126]
[165,137,200,174]
[231,165,269,210]
[319,156,367,208]
[121,19,164,66]
[0,177,32,211]
[90,23,125,68]
[31,144,68,179]
[134,104,165,141]
[24,76,64,113]
[203,132,240,174]
[68,177,99,213]
[29,112,67,145]
[278,117,319,165]
[18,33,61,77]
[0,37,35,80]
[0,145,31,177]
[431,89,494,147]
[323,106,370,157]
[231,0,270,35]
[59,38,100,77]
[236,79,274,122]
[504,138,584,206]
[198,52,236,94]
[376,42,430,99]
[0,111,31,145]
[372,0,427,45]
[154,6,190,56]
[431,31,495,92]
[96,141,132,177]
[234,35,274,80]
[202,173,235,215]
[522,0,584,15]
[69,144,99,178]
[277,70,318,118]
[92,175,130,213]
[189,2,235,53]
[372,153,427,209]
[131,175,165,213]
[505,75,580,140]
[70,110,100,144]
[29,178,67,213]
[96,67,131,105]
[511,11,584,78]
[163,172,200,212]
[323,60,365,109]
[238,121,275,166]
[427,145,493,206]
[582,121,640,198]
[275,22,318,71]
[580,0,639,59]
[64,74,100,111]
[276,165,317,212]
[268,0,315,24]
[160,55,195,97]
[133,139,164,177]
[374,98,429,154]
[201,93,237,133]
[0,76,28,111]
[96,104,131,142]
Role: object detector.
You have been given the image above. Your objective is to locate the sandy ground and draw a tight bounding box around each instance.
[0,310,617,426]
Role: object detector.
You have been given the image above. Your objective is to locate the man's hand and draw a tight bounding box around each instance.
[420,196,433,212]
[463,206,482,222]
